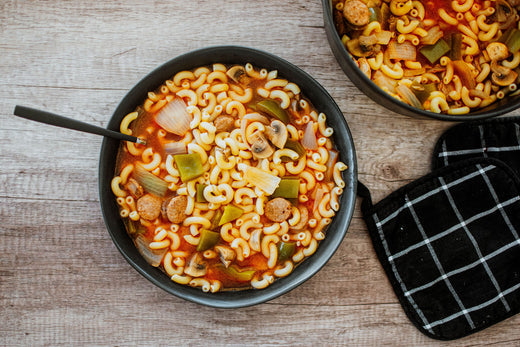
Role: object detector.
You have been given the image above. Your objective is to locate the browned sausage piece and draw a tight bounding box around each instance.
[214,115,235,133]
[265,197,292,223]
[166,195,188,223]
[137,194,162,220]
[290,206,309,231]
[343,0,370,27]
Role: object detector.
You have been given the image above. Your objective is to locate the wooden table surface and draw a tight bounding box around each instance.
[2,0,520,345]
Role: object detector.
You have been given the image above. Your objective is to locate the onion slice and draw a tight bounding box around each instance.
[396,84,423,109]
[134,235,167,267]
[387,40,416,61]
[373,70,397,94]
[164,141,187,155]
[312,185,325,212]
[133,164,168,197]
[421,26,443,45]
[301,121,318,150]
[155,98,192,136]
[452,61,476,90]
[238,163,281,195]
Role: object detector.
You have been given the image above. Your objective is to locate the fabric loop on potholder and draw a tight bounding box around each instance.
[358,157,520,340]
[432,116,520,176]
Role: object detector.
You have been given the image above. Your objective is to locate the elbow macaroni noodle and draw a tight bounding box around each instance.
[111,63,348,292]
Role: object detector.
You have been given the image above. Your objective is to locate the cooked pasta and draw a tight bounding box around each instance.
[333,0,520,114]
[112,63,348,292]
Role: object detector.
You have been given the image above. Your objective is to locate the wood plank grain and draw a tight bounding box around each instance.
[2,0,520,345]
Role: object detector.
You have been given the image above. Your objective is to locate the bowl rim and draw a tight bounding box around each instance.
[98,45,358,308]
[321,0,520,121]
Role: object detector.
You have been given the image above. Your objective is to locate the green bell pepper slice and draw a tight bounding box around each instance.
[174,153,204,182]
[449,33,463,61]
[217,265,256,281]
[277,241,296,262]
[218,205,244,226]
[420,39,450,64]
[196,229,220,251]
[257,99,290,124]
[282,139,305,161]
[505,29,520,53]
[368,7,382,23]
[196,183,207,203]
[210,209,223,230]
[411,81,437,104]
[272,178,300,199]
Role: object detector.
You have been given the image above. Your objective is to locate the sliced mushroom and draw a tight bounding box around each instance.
[247,130,274,158]
[345,38,371,58]
[265,120,288,149]
[496,0,516,29]
[184,252,207,277]
[486,42,509,61]
[215,245,236,268]
[226,65,251,85]
[491,60,518,86]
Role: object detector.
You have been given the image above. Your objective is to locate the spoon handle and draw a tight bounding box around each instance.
[13,105,145,144]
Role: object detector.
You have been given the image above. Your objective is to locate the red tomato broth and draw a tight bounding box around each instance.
[113,64,346,292]
[424,0,455,21]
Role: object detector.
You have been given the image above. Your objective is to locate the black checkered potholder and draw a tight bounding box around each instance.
[432,116,520,176]
[358,157,520,340]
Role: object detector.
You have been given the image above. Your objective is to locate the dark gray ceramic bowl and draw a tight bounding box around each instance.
[99,46,357,308]
[322,0,520,121]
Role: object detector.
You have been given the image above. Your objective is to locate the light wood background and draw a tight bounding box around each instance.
[1,1,519,346]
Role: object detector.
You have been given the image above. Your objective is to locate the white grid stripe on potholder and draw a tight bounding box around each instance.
[406,195,476,330]
[404,238,520,298]
[423,282,520,331]
[378,165,495,229]
[373,163,520,334]
[388,195,519,261]
[477,164,520,241]
[439,175,511,312]
[437,123,520,166]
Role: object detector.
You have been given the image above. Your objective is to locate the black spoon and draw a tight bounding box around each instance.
[13,105,146,145]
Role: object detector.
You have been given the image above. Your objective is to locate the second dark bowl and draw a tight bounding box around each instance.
[322,0,520,121]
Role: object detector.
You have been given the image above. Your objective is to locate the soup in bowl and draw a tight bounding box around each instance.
[323,0,520,120]
[99,46,357,307]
